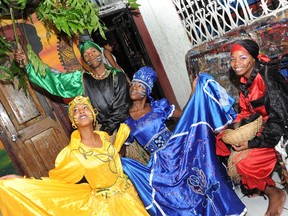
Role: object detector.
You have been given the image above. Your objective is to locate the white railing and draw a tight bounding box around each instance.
[172,0,288,47]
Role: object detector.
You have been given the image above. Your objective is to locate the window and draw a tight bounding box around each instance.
[172,0,287,47]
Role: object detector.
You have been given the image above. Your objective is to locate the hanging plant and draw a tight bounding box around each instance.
[2,0,27,10]
[36,0,107,39]
[35,0,140,39]
[26,44,48,77]
[0,35,13,75]
[126,0,141,10]
[0,35,28,92]
[0,0,29,93]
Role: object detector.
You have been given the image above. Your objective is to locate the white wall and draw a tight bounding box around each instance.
[138,0,192,109]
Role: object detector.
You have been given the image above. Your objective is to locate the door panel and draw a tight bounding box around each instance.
[0,100,33,175]
[2,81,40,125]
[0,74,69,179]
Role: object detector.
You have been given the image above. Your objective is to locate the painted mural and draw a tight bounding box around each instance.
[0,13,87,73]
[0,13,86,175]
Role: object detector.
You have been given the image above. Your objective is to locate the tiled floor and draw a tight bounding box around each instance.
[234,172,288,216]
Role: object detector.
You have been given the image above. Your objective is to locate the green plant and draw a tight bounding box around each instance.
[127,0,141,10]
[2,0,27,10]
[36,0,107,39]
[0,35,28,92]
[0,0,28,92]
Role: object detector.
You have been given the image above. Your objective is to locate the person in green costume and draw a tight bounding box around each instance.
[15,40,131,136]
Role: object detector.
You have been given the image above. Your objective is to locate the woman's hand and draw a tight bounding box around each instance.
[233,140,249,151]
[0,174,23,180]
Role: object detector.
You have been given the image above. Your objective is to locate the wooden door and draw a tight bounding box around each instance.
[0,76,69,179]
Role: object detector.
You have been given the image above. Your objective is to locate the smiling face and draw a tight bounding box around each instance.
[72,104,94,128]
[83,47,103,68]
[230,50,255,79]
[129,81,146,101]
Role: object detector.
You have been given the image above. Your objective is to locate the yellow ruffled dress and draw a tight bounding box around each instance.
[0,124,148,216]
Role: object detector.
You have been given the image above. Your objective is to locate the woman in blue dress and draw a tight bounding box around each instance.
[122,67,247,216]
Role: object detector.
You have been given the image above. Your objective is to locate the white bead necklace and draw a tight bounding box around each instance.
[90,69,107,79]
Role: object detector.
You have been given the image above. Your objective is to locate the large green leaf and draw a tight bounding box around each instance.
[36,0,106,38]
[27,44,48,77]
[127,0,140,10]
[0,66,13,80]
[2,0,27,10]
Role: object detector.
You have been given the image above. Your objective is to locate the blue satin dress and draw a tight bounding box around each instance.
[122,73,247,216]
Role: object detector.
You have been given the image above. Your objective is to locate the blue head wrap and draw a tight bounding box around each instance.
[132,66,157,96]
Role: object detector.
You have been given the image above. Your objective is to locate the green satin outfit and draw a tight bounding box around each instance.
[26,62,84,98]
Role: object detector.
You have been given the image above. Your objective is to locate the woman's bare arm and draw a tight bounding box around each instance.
[104,49,122,71]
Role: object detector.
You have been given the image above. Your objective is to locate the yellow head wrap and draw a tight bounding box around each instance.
[68,96,97,128]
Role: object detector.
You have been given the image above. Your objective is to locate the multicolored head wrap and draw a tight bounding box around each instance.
[231,39,270,62]
[68,96,97,128]
[132,66,158,96]
[79,40,102,60]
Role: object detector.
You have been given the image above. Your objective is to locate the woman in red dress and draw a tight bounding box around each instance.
[217,39,288,216]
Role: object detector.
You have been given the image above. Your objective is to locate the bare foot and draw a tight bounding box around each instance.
[264,186,286,216]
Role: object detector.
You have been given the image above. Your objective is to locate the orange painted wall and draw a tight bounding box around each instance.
[1,13,85,72]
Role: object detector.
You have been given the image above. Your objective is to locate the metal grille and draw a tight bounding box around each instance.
[172,0,288,47]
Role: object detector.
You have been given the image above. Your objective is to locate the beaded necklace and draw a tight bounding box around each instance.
[90,69,107,79]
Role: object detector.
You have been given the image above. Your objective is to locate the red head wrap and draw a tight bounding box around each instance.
[230,41,270,62]
[230,44,249,54]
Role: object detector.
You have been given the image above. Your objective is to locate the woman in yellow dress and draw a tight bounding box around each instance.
[0,96,148,216]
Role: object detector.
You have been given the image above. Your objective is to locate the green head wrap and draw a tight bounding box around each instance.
[79,40,102,60]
